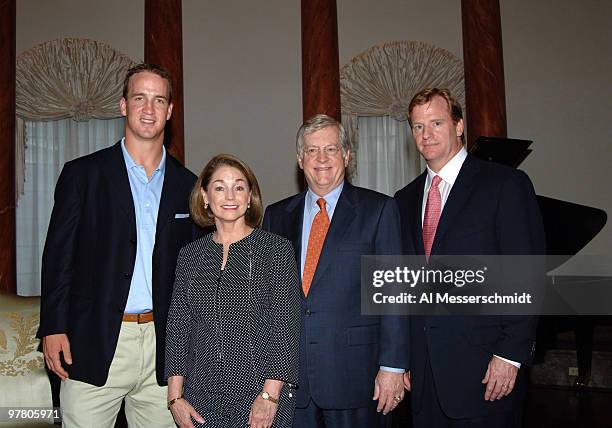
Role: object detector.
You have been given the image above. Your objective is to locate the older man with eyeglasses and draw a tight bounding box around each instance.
[262,114,409,428]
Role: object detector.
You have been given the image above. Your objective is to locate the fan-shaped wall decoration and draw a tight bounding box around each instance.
[340,41,464,177]
[16,38,135,121]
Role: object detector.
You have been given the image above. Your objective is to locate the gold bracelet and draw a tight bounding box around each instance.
[167,394,184,410]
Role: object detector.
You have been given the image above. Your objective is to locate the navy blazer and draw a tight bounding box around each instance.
[37,142,200,386]
[394,154,546,419]
[263,182,409,409]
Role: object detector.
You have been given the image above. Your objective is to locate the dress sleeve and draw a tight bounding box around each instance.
[165,246,193,379]
[263,238,301,385]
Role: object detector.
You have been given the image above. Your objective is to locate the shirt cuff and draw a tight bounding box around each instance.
[493,354,521,368]
[380,366,405,373]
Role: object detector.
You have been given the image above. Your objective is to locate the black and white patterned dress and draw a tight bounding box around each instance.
[166,228,301,427]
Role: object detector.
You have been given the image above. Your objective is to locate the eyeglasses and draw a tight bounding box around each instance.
[303,145,342,158]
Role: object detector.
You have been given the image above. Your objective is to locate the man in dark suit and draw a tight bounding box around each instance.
[394,88,545,427]
[36,63,199,427]
[262,114,409,428]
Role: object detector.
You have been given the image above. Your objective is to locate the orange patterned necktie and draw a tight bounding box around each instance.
[302,198,330,296]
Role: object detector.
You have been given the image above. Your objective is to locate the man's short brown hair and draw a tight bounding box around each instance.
[190,154,263,228]
[122,63,173,102]
[408,87,463,126]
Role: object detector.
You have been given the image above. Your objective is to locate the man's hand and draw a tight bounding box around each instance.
[482,356,519,401]
[42,334,72,380]
[169,398,204,428]
[248,395,278,428]
[373,370,405,415]
[403,370,412,391]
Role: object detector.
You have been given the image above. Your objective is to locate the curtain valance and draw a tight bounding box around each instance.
[16,38,135,121]
[341,41,465,121]
[340,41,465,178]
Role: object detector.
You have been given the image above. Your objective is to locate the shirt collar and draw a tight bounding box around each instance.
[426,146,467,187]
[306,181,344,214]
[121,137,167,176]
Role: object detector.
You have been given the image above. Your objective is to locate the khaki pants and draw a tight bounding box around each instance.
[60,321,175,428]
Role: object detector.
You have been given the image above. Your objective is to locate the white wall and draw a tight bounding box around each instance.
[501,0,612,258]
[16,0,143,59]
[16,0,612,260]
[182,0,302,205]
[337,0,462,63]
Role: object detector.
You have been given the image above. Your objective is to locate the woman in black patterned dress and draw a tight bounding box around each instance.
[165,154,301,428]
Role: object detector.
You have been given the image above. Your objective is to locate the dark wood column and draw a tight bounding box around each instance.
[0,0,16,294]
[301,0,341,121]
[461,0,507,149]
[144,0,185,164]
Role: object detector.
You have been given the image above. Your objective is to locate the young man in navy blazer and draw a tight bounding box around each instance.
[263,114,409,428]
[37,63,199,427]
[394,88,545,427]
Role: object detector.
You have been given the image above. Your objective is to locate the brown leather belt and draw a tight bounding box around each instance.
[122,311,154,323]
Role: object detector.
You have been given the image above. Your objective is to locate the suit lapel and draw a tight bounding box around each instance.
[412,172,426,255]
[284,192,306,267]
[156,155,182,242]
[431,155,481,254]
[310,183,357,291]
[103,142,136,227]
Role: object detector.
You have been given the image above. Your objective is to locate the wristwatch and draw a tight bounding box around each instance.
[260,391,279,404]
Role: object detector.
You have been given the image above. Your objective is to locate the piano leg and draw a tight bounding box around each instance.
[574,316,595,390]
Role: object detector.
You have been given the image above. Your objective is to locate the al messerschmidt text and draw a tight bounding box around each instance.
[373,292,532,304]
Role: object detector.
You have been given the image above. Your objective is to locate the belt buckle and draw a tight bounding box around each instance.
[137,313,149,324]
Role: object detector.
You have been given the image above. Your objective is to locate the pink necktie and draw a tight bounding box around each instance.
[423,175,442,258]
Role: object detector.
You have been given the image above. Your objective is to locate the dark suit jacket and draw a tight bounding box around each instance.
[37,141,200,386]
[394,154,546,419]
[262,182,409,409]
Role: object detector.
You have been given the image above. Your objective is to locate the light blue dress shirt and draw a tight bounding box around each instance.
[121,139,166,314]
[300,181,403,373]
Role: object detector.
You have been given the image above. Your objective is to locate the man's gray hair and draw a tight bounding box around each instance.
[296,114,350,157]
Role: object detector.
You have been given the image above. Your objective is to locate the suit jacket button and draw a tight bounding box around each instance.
[305,309,311,316]
[124,273,131,279]
[130,238,136,245]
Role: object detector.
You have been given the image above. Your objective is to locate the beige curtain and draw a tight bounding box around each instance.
[340,41,465,178]
[15,38,135,197]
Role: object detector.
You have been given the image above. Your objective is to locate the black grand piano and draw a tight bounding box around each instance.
[472,137,609,389]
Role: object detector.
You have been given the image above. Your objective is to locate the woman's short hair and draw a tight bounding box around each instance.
[190,154,263,228]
